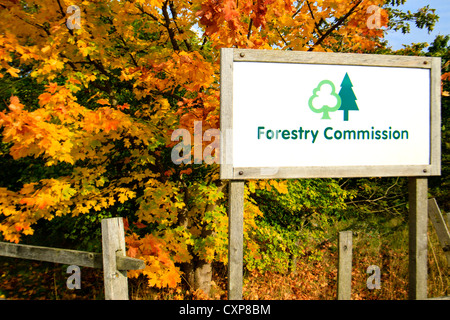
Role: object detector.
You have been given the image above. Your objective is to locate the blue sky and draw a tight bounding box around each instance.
[384,0,450,50]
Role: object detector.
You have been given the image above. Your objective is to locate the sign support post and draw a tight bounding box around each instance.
[408,177,428,300]
[220,48,441,300]
[227,180,244,300]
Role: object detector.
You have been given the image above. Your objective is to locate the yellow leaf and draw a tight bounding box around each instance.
[41,45,51,53]
[118,193,128,203]
[97,99,110,105]
[7,67,20,77]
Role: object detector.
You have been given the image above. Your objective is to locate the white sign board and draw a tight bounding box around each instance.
[220,49,441,179]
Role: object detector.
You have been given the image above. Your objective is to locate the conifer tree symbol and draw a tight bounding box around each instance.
[338,73,359,121]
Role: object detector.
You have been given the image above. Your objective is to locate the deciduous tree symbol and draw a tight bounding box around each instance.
[308,80,341,119]
[338,73,359,121]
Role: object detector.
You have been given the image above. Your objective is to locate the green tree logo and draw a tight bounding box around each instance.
[338,72,359,121]
[308,80,341,119]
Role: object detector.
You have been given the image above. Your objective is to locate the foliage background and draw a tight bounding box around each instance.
[0,0,448,299]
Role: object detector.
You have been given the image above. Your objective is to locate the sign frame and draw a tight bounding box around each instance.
[220,48,441,180]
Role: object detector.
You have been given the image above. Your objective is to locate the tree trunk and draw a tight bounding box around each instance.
[194,259,212,294]
[179,181,227,297]
[182,223,214,296]
[182,261,195,291]
[182,259,213,296]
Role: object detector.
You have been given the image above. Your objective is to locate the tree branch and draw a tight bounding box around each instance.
[247,18,253,40]
[55,0,66,20]
[169,1,192,51]
[162,0,180,51]
[308,0,363,51]
[306,0,323,37]
[292,2,304,19]
[118,35,139,67]
[137,5,161,23]
[275,27,292,50]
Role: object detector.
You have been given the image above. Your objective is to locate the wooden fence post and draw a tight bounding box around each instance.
[447,212,450,229]
[337,230,352,300]
[0,217,144,301]
[408,177,428,300]
[228,180,244,300]
[102,217,129,300]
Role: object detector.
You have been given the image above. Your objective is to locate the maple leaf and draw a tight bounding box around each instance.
[46,82,58,94]
[223,0,239,21]
[134,221,147,229]
[180,168,192,175]
[128,246,138,258]
[8,96,23,112]
[7,67,20,77]
[97,99,110,105]
[252,0,275,28]
[38,93,52,106]
[117,103,130,110]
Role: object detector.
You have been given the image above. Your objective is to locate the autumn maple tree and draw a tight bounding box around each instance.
[0,0,440,296]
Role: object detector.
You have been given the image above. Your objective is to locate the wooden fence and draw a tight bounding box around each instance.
[337,198,450,300]
[1,201,448,300]
[0,217,145,300]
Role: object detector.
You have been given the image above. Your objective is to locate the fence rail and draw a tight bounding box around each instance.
[0,217,144,300]
[428,198,450,266]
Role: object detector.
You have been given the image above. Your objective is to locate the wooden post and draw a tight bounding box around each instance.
[337,230,352,300]
[228,180,244,300]
[408,177,428,300]
[102,217,129,300]
[447,212,450,229]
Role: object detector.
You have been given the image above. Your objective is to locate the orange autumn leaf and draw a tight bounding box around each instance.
[7,96,23,112]
[127,246,138,258]
[67,78,81,85]
[123,217,129,231]
[117,103,130,110]
[46,82,58,94]
[7,66,20,77]
[38,92,52,106]
[180,168,192,175]
[97,98,110,105]
[134,221,146,229]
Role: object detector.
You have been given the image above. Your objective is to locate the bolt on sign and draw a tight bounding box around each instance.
[220,48,441,180]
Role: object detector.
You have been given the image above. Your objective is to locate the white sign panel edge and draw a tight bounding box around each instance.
[220,48,441,180]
